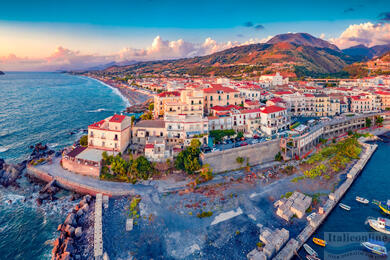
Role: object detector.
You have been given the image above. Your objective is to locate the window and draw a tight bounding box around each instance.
[210,96,213,101]
[227,95,229,100]
[218,96,221,101]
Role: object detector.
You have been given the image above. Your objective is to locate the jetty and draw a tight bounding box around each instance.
[273,139,378,260]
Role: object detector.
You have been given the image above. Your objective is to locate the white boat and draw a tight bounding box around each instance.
[306,212,317,222]
[366,217,390,234]
[306,255,320,260]
[339,203,351,211]
[303,243,318,257]
[356,196,369,204]
[361,241,387,256]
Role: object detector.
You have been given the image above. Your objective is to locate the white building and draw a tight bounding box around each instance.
[259,106,290,136]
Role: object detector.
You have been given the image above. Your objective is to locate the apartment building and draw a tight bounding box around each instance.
[208,115,233,131]
[259,106,290,135]
[163,88,204,117]
[154,91,181,118]
[376,91,390,110]
[88,114,132,153]
[164,114,209,146]
[203,84,243,114]
[132,120,166,146]
[314,94,330,117]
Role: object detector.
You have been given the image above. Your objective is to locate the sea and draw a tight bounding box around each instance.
[0,72,127,259]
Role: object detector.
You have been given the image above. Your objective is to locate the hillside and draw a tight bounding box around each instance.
[342,43,390,60]
[93,33,358,78]
[0,71,4,75]
[267,33,339,51]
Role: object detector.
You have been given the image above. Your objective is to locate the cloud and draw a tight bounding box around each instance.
[379,12,390,21]
[329,22,390,49]
[243,21,254,27]
[1,36,274,71]
[319,33,326,39]
[254,24,265,31]
[344,7,355,13]
[243,21,265,31]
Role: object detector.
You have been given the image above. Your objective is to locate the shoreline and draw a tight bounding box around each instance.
[85,75,152,108]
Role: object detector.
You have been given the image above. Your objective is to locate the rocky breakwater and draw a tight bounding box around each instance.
[0,158,25,187]
[52,194,94,260]
[29,142,58,162]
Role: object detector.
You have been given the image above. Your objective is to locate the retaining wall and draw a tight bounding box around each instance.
[94,193,103,259]
[201,139,280,173]
[26,166,131,197]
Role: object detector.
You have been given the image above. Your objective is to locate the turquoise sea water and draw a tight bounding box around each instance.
[0,72,126,259]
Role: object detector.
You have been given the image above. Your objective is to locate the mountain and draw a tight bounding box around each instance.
[96,33,357,77]
[0,71,4,75]
[267,33,340,51]
[342,44,390,60]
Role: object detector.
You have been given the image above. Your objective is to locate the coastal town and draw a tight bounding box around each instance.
[2,2,390,259]
[23,69,390,260]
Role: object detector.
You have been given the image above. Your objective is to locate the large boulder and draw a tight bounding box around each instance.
[64,213,76,227]
[74,227,82,238]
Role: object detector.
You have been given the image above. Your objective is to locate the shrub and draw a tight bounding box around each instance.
[274,152,283,161]
[79,135,88,147]
[197,211,213,218]
[236,156,245,165]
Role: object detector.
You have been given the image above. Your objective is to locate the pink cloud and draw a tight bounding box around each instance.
[330,22,390,49]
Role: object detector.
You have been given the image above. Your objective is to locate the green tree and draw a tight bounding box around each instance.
[131,115,136,126]
[174,141,202,174]
[236,131,244,139]
[275,152,283,161]
[365,117,372,127]
[149,103,154,111]
[236,156,244,165]
[141,111,153,120]
[79,135,88,147]
[133,156,153,180]
[375,116,384,126]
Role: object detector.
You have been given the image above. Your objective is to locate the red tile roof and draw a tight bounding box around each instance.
[274,91,293,95]
[203,85,239,93]
[89,119,105,129]
[157,91,180,97]
[145,144,154,149]
[109,114,126,123]
[260,105,286,114]
[376,91,390,95]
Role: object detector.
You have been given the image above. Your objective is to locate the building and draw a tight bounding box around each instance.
[154,91,181,118]
[203,84,243,114]
[259,72,288,86]
[132,120,166,146]
[163,88,204,117]
[314,94,330,116]
[88,114,132,153]
[164,114,209,146]
[376,91,390,110]
[259,106,290,135]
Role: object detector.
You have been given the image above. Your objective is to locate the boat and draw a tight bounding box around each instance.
[303,243,318,256]
[361,240,387,256]
[339,203,351,211]
[373,200,390,214]
[307,212,317,222]
[366,217,390,234]
[356,196,369,204]
[313,237,326,247]
[306,255,320,260]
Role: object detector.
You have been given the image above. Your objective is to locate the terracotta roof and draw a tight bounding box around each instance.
[145,144,154,149]
[157,91,180,97]
[89,119,105,129]
[376,91,390,95]
[260,105,286,114]
[273,91,293,95]
[203,85,239,93]
[109,114,126,123]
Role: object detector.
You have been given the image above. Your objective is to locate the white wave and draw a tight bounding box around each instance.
[88,77,131,107]
[2,193,25,203]
[0,146,9,153]
[48,143,59,148]
[86,108,110,113]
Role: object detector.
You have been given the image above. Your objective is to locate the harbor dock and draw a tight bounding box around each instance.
[274,139,378,260]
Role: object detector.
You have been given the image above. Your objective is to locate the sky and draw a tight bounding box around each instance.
[1,0,390,71]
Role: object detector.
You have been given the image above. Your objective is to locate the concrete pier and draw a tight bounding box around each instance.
[273,140,378,260]
[94,193,103,259]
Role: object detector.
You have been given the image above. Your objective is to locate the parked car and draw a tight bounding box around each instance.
[234,142,241,147]
[202,146,211,153]
[253,135,260,139]
[240,142,248,146]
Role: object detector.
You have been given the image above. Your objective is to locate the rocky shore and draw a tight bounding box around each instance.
[52,195,95,260]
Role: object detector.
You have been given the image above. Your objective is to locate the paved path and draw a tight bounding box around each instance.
[32,157,153,196]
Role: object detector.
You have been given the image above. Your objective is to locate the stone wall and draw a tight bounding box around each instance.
[201,139,280,173]
[62,158,100,178]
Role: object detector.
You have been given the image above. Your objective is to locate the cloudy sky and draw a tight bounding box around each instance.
[1,0,390,71]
